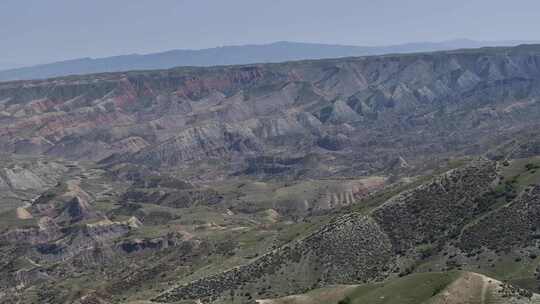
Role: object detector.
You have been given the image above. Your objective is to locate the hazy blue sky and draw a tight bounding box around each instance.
[1,0,539,66]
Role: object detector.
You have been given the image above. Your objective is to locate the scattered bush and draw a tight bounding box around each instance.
[338,296,352,304]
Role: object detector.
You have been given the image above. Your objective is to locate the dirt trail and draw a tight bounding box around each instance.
[480,275,489,304]
[430,272,490,304]
[25,257,41,268]
[256,285,358,304]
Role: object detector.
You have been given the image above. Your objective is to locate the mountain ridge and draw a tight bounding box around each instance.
[3,43,540,179]
[1,39,538,82]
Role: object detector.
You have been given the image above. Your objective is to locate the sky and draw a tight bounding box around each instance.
[1,0,539,68]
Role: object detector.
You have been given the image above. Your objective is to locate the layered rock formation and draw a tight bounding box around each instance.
[1,45,540,179]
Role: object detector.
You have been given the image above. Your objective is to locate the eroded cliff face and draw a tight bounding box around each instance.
[1,46,540,179]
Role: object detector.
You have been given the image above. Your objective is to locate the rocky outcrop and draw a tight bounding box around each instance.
[29,179,101,225]
[0,157,68,202]
[129,122,262,166]
[58,196,94,223]
[116,233,185,254]
[316,133,350,151]
[31,217,140,262]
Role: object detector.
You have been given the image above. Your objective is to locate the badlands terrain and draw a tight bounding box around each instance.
[1,44,540,303]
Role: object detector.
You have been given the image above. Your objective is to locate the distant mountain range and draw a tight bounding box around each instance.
[0,62,25,71]
[0,39,538,81]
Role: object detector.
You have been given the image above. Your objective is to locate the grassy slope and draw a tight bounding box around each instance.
[258,271,540,304]
[347,272,460,304]
[258,272,460,304]
[501,156,540,191]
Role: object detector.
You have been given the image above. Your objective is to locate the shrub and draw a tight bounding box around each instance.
[338,296,352,304]
[525,163,540,171]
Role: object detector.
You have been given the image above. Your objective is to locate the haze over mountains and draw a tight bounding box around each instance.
[3,41,540,303]
[0,39,537,82]
[0,62,25,71]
